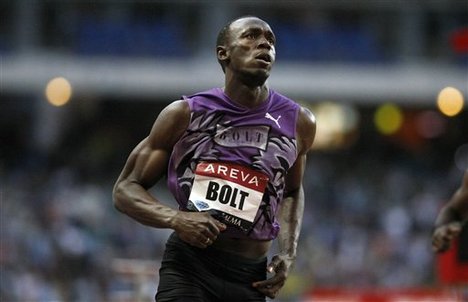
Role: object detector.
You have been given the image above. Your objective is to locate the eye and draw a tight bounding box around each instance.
[266,34,276,45]
[246,32,256,40]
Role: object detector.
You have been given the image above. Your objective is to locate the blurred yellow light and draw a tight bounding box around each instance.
[374,103,403,135]
[437,86,464,117]
[310,101,360,150]
[45,77,72,106]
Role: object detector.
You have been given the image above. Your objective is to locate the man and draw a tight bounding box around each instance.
[113,16,316,301]
[432,169,468,253]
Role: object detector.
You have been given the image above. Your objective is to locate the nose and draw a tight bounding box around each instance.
[258,36,272,49]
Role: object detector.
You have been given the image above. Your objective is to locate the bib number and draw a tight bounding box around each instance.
[188,162,269,233]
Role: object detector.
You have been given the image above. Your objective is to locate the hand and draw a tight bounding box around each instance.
[252,253,295,299]
[173,211,226,248]
[432,222,462,253]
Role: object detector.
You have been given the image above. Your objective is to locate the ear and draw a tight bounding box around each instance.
[217,45,229,62]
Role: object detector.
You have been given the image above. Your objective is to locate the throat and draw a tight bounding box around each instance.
[223,85,269,109]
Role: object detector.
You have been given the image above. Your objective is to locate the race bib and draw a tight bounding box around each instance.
[188,161,269,233]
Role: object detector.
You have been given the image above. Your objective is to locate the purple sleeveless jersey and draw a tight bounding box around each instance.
[167,88,300,240]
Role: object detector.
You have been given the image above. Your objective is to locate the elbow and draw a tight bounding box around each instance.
[112,183,128,213]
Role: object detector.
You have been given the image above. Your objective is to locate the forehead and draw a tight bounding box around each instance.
[229,17,274,35]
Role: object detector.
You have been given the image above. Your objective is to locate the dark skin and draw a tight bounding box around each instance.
[113,17,316,299]
[432,169,468,253]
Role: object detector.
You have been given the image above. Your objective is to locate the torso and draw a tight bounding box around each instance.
[212,235,272,259]
[167,88,300,247]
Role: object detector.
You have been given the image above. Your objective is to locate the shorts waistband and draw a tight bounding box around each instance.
[167,232,267,265]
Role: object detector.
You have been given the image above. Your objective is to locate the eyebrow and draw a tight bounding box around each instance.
[242,26,276,39]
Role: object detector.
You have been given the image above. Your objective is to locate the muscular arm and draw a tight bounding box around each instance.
[253,106,316,298]
[113,100,225,247]
[276,107,316,261]
[432,169,468,252]
[113,100,187,227]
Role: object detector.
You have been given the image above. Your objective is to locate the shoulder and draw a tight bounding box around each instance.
[147,99,190,149]
[296,105,316,155]
[152,99,191,130]
[160,99,190,118]
[269,90,316,154]
[184,88,222,101]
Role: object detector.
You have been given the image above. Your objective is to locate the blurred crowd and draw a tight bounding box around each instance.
[1,2,467,301]
[2,1,467,65]
[1,109,466,301]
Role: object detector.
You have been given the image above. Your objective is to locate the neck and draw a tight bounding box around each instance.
[223,77,269,109]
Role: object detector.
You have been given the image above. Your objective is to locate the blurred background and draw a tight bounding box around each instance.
[1,0,468,301]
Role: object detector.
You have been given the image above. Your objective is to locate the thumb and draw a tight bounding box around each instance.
[267,256,281,273]
[215,220,227,231]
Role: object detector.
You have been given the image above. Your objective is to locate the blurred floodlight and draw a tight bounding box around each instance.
[437,86,464,117]
[415,110,447,139]
[312,101,359,149]
[374,103,403,135]
[45,77,72,106]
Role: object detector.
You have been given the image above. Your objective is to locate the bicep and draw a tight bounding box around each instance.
[283,106,316,194]
[119,138,170,189]
[296,106,316,156]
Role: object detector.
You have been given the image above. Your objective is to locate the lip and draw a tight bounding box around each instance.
[255,51,272,61]
[255,58,271,66]
[254,53,273,67]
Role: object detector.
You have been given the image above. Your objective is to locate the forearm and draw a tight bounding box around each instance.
[277,187,305,258]
[435,184,468,228]
[113,180,178,229]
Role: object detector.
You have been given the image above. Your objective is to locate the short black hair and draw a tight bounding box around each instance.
[216,21,232,50]
[216,15,258,48]
[216,15,258,72]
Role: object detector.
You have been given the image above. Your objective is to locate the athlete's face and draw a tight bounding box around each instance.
[220,17,276,86]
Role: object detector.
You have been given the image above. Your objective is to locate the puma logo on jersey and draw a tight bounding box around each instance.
[265,113,282,128]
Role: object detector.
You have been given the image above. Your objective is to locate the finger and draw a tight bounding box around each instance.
[213,219,227,231]
[432,242,446,253]
[252,273,284,289]
[253,281,283,298]
[202,236,213,246]
[431,237,442,251]
[444,231,460,242]
[183,231,211,248]
[269,290,280,299]
[204,217,226,235]
[253,284,275,297]
[200,226,218,241]
[190,240,206,249]
[190,237,213,249]
[447,224,462,235]
[194,231,214,247]
[432,238,450,253]
[267,257,282,273]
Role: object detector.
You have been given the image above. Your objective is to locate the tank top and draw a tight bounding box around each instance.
[167,88,300,240]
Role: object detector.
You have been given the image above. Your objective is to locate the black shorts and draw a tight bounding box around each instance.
[155,232,267,302]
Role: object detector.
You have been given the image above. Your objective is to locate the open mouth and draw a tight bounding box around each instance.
[255,53,272,63]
